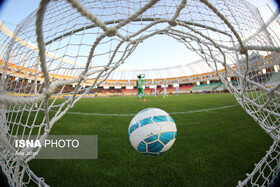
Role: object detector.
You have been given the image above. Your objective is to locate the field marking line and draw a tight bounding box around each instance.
[55,104,239,117]
[169,104,239,114]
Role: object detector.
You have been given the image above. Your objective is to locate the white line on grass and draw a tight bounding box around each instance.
[56,104,239,117]
[169,104,239,115]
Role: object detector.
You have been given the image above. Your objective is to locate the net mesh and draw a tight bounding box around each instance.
[0,0,279,186]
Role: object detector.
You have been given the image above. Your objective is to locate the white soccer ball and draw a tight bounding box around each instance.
[128,108,177,155]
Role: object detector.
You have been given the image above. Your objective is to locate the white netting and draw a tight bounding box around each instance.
[0,0,279,186]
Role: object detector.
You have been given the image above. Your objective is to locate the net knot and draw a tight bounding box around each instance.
[106,26,118,37]
[79,71,86,80]
[168,20,177,27]
[130,40,137,44]
[124,36,130,41]
[240,47,247,54]
[43,87,55,96]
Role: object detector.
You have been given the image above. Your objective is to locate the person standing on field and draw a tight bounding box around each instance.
[136,75,146,101]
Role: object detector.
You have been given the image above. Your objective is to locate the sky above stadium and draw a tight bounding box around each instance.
[0,0,279,72]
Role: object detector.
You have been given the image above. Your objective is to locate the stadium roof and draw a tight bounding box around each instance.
[110,58,219,80]
[0,21,231,80]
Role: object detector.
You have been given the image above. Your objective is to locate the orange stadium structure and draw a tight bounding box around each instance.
[1,52,279,97]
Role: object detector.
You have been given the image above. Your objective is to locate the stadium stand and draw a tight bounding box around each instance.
[266,72,280,87]
[1,63,279,97]
[1,49,279,97]
[192,82,221,93]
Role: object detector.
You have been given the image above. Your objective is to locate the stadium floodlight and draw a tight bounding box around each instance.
[0,0,280,186]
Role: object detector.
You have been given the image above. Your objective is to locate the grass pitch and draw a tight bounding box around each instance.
[2,93,273,186]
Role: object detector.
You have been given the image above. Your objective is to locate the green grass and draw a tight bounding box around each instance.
[3,93,274,186]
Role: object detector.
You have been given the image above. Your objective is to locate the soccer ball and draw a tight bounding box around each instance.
[128,108,177,155]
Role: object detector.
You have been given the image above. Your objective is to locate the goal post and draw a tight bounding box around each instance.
[0,0,280,186]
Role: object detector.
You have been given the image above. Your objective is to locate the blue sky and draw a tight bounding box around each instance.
[0,0,277,31]
[0,0,278,71]
[0,0,40,30]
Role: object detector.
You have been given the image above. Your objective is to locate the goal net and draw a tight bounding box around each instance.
[0,0,279,186]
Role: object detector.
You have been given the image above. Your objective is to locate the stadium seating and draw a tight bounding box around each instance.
[192,82,222,93]
[1,51,279,97]
[266,72,280,87]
